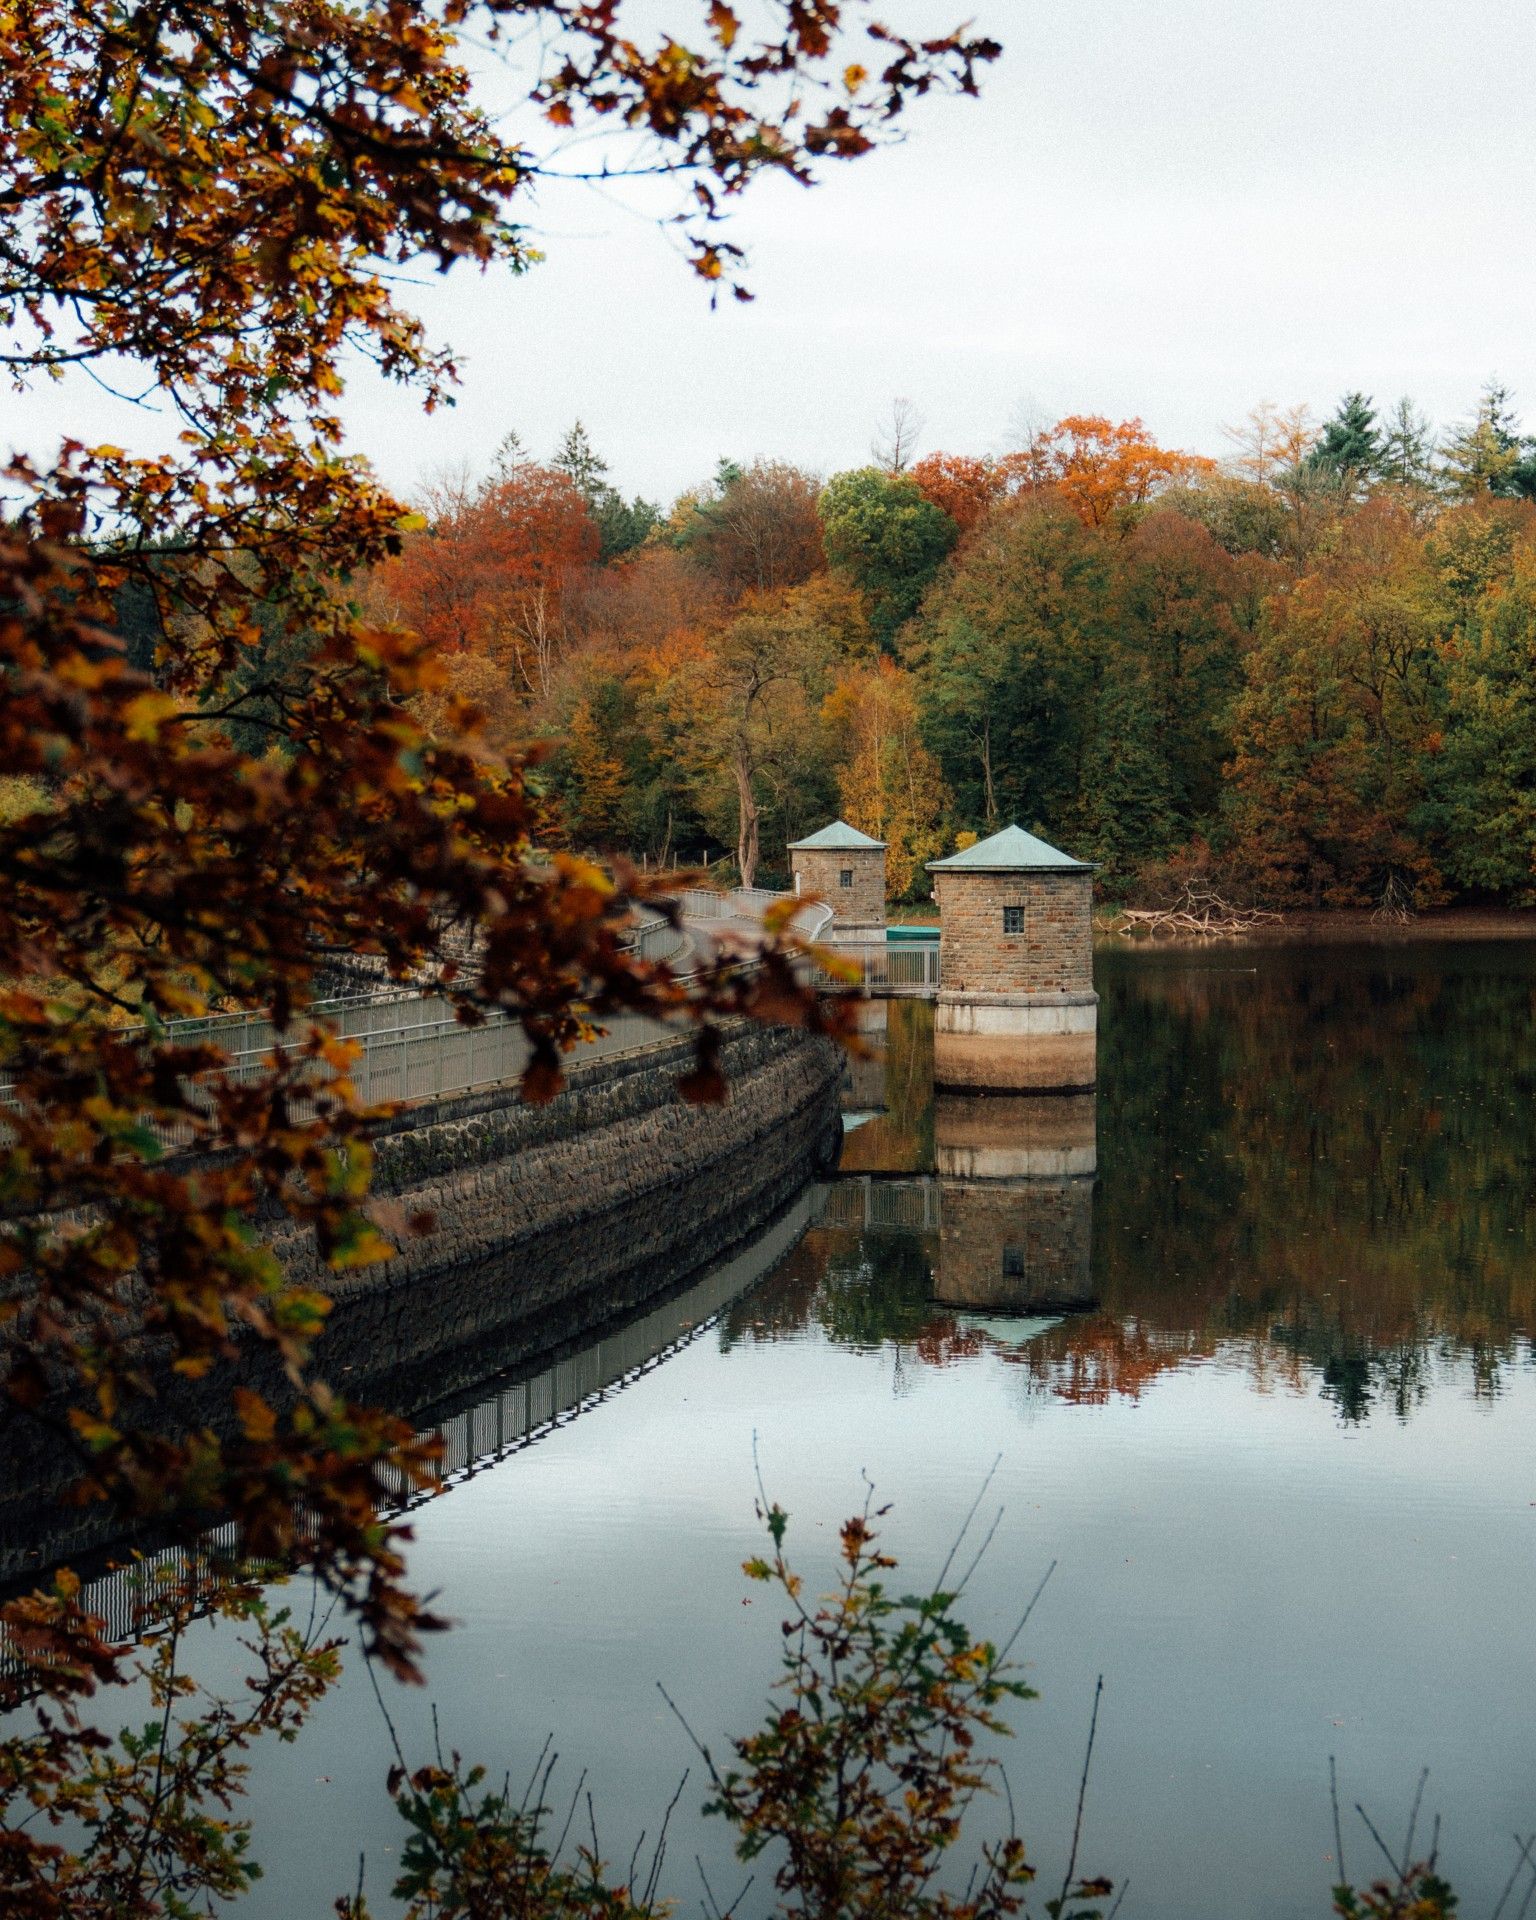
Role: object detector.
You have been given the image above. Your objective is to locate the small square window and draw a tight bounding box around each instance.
[839,868,854,888]
[1003,905,1025,934]
[1002,1244,1026,1278]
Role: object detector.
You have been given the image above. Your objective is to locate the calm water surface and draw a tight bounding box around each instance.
[226,943,1536,1918]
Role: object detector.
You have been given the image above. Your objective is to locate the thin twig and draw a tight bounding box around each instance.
[1490,1833,1536,1920]
[1330,1756,1348,1888]
[1515,1848,1536,1920]
[551,1766,588,1866]
[1402,1767,1429,1876]
[657,1680,723,1790]
[642,1768,690,1906]
[1058,1675,1105,1912]
[695,1854,724,1920]
[930,1451,1004,1598]
[996,1559,1058,1664]
[1355,1802,1405,1882]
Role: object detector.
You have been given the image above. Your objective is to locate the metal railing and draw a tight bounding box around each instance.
[815,936,941,993]
[678,887,834,942]
[0,888,832,1146]
[813,1176,944,1234]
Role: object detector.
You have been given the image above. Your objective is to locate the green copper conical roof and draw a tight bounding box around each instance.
[787,818,887,852]
[926,823,1091,872]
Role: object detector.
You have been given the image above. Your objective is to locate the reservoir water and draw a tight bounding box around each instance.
[183,943,1536,1916]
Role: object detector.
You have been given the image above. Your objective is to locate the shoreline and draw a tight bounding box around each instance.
[897,903,1536,946]
[1094,906,1536,947]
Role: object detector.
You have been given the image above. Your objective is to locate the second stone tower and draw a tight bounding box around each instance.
[927,824,1096,1092]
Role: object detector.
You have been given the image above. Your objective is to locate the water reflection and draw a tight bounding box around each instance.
[738,947,1536,1421]
[934,1093,1096,1316]
[103,942,1536,1920]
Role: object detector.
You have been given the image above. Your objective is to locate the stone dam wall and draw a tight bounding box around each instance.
[0,1022,843,1583]
[291,1020,844,1401]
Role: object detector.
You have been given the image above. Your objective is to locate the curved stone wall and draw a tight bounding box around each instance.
[0,1023,842,1584]
[290,1021,844,1398]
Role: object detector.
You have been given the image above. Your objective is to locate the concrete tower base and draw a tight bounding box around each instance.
[932,990,1098,1093]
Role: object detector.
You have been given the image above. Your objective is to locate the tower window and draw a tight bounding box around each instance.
[839,868,854,888]
[1002,1244,1026,1277]
[1003,905,1025,934]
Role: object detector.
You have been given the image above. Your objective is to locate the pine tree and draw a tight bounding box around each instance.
[552,420,610,503]
[1440,380,1531,498]
[490,428,528,479]
[1377,397,1437,491]
[1310,391,1381,494]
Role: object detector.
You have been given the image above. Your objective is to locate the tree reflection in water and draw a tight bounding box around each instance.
[723,944,1536,1421]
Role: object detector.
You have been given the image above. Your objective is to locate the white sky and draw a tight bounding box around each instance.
[8,0,1536,506]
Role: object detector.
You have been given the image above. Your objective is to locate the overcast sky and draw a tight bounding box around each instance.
[10,0,1536,506]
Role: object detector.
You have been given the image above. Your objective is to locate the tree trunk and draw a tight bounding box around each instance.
[734,745,760,889]
[981,715,997,827]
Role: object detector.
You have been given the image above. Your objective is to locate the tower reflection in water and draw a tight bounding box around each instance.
[839,998,891,1119]
[933,1093,1097,1321]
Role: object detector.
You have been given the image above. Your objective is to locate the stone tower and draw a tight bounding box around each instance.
[787,819,886,932]
[926,823,1096,1091]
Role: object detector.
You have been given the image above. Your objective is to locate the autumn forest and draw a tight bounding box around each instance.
[343,386,1536,910]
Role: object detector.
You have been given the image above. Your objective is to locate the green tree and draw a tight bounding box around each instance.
[554,421,662,561]
[1113,510,1245,835]
[553,420,609,501]
[1309,391,1382,497]
[1377,396,1438,493]
[909,495,1107,833]
[1440,380,1536,499]
[1225,502,1450,905]
[1432,541,1536,898]
[819,467,958,647]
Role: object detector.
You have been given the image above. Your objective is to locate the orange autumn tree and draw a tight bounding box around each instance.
[823,657,951,896]
[0,2,1000,1905]
[1225,500,1451,905]
[1016,415,1215,529]
[908,451,1011,532]
[370,459,600,703]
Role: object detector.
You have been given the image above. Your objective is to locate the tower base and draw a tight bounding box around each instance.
[932,990,1097,1093]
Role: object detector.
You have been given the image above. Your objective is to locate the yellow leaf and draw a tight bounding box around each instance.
[122,690,181,741]
[329,1225,396,1270]
[233,1387,277,1442]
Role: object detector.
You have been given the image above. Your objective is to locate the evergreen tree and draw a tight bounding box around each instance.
[1377,397,1437,491]
[490,428,529,479]
[1440,380,1533,498]
[552,419,609,501]
[592,491,662,560]
[552,420,659,560]
[1309,391,1382,495]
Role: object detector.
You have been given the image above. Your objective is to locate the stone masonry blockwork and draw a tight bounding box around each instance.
[792,846,885,928]
[0,1025,843,1577]
[931,870,1094,995]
